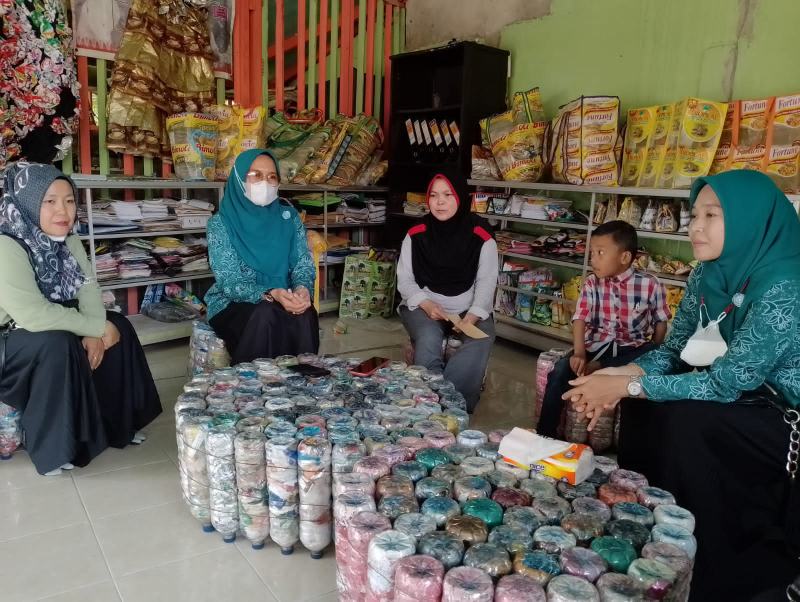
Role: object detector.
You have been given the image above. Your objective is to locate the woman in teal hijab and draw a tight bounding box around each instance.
[205,149,318,362]
[563,170,800,600]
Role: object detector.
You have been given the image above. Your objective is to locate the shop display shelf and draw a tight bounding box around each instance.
[305,222,386,229]
[128,314,195,345]
[500,251,584,270]
[99,271,214,291]
[478,213,591,231]
[496,285,578,307]
[494,314,573,343]
[469,179,693,199]
[72,177,226,190]
[79,228,207,241]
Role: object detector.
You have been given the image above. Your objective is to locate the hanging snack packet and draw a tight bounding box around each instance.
[480,110,515,148]
[166,113,218,181]
[655,202,678,233]
[618,196,642,227]
[639,200,656,231]
[655,100,686,189]
[593,199,608,225]
[603,197,619,223]
[678,202,690,232]
[620,107,657,186]
[471,145,501,180]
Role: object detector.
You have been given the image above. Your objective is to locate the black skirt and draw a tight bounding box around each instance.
[209,300,320,364]
[0,311,161,474]
[619,397,800,601]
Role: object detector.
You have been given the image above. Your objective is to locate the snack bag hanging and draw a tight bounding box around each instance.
[483,101,546,183]
[655,202,678,233]
[763,94,800,193]
[655,100,686,189]
[211,105,240,180]
[603,197,619,223]
[618,197,642,227]
[639,200,656,231]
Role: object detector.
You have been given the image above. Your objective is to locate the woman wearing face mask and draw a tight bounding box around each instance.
[563,170,800,600]
[0,163,161,476]
[206,149,318,363]
[397,169,498,413]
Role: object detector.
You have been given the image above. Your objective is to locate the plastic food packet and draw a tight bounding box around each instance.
[655,203,678,233]
[638,104,674,187]
[639,200,656,230]
[593,199,607,224]
[763,94,800,193]
[620,106,657,186]
[708,102,739,175]
[764,144,800,193]
[356,154,388,186]
[603,197,619,223]
[481,110,515,148]
[471,146,501,180]
[617,196,642,227]
[166,113,218,181]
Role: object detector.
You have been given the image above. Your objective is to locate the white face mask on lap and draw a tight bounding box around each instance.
[246,181,279,206]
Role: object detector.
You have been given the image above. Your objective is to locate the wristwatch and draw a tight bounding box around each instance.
[264,289,275,303]
[627,375,643,398]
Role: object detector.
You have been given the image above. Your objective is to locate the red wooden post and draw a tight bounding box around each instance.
[77,57,92,174]
[318,0,329,116]
[382,4,392,136]
[275,0,286,111]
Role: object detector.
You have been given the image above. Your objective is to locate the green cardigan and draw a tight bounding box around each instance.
[0,235,106,337]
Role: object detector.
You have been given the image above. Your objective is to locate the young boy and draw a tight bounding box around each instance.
[537,220,671,438]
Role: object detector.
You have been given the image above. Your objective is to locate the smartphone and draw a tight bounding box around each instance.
[287,364,331,378]
[349,356,390,377]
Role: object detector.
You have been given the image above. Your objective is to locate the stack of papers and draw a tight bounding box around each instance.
[340,196,386,224]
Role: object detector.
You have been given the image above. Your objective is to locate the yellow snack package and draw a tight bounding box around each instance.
[620,106,657,186]
[708,102,739,175]
[166,112,218,181]
[673,98,728,189]
[770,94,800,146]
[490,122,547,182]
[480,110,515,148]
[639,104,674,187]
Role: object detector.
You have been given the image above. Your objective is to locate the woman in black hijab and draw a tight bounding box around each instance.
[397,169,498,412]
[0,163,161,475]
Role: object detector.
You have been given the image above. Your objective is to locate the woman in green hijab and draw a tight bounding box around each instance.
[205,149,318,362]
[563,170,800,600]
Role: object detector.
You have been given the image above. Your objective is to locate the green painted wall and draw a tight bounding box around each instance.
[500,0,800,116]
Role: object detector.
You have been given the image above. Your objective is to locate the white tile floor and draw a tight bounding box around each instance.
[0,316,541,602]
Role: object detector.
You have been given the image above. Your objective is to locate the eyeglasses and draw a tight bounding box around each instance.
[246,170,280,185]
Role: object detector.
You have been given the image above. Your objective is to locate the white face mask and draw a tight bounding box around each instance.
[680,310,729,367]
[246,181,279,206]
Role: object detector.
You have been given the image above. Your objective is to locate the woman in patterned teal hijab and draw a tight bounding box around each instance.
[561,169,800,600]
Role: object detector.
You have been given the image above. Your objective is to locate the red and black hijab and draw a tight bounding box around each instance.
[409,168,494,297]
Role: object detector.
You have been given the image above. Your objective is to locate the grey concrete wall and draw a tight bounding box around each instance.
[404,0,552,50]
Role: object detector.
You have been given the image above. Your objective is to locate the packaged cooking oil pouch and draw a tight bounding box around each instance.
[672,98,728,188]
[639,104,674,187]
[708,102,739,175]
[512,87,546,125]
[763,143,800,193]
[620,106,657,186]
[737,97,774,148]
[166,112,218,181]
[769,93,800,146]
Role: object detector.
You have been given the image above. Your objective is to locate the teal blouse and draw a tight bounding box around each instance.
[636,264,800,408]
[204,212,316,320]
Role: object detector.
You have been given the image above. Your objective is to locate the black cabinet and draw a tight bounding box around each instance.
[388,41,510,193]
